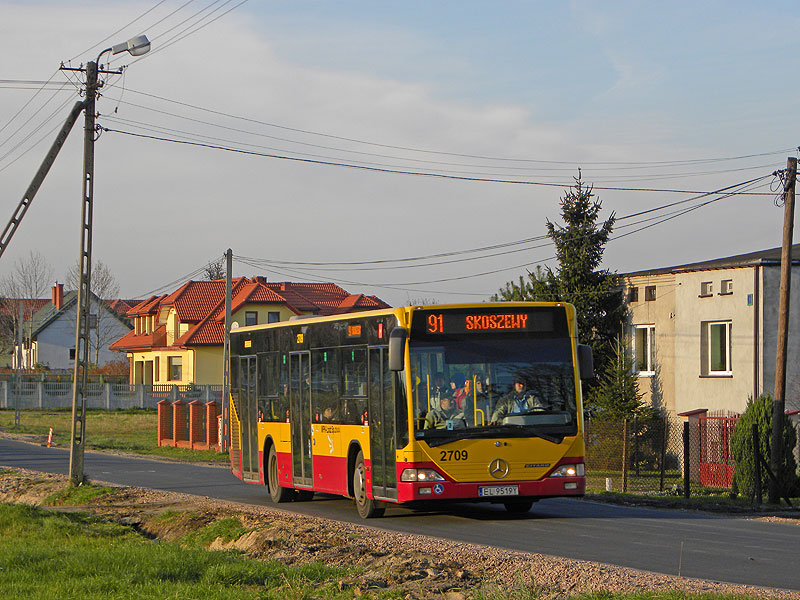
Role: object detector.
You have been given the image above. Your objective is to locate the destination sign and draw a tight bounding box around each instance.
[412,307,563,338]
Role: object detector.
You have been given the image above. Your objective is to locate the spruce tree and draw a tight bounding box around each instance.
[494,173,626,409]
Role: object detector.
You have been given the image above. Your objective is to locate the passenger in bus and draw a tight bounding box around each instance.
[424,394,465,429]
[490,378,545,424]
[321,405,337,422]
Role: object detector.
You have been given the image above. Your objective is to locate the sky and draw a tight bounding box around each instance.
[0,1,798,306]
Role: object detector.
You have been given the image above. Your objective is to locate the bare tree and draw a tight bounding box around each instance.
[65,259,122,366]
[203,256,225,280]
[0,251,55,366]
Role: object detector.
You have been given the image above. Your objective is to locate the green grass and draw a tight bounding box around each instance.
[0,409,228,463]
[182,518,250,548]
[0,503,350,599]
[43,483,119,506]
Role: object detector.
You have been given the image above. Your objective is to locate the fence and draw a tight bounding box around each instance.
[585,416,688,494]
[0,381,223,410]
[157,398,221,451]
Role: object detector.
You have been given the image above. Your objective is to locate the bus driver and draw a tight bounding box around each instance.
[490,378,545,424]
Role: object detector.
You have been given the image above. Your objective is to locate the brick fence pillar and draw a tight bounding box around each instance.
[206,401,220,449]
[157,400,173,446]
[172,400,186,444]
[188,400,204,448]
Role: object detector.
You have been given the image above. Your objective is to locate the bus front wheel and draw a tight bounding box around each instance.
[353,450,384,518]
[267,445,293,503]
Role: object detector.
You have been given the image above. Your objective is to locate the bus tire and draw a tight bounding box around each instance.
[353,450,384,518]
[267,445,293,503]
[503,499,534,514]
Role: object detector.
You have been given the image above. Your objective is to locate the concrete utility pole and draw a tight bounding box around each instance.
[63,35,151,486]
[222,248,232,453]
[67,59,98,485]
[770,156,797,504]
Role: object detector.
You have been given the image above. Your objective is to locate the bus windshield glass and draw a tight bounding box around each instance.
[409,307,578,445]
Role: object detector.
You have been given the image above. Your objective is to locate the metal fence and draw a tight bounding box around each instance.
[585,416,690,494]
[0,381,223,410]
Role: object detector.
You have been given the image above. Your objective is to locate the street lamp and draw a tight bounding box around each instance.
[68,35,151,486]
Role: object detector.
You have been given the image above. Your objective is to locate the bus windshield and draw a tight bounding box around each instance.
[410,336,578,445]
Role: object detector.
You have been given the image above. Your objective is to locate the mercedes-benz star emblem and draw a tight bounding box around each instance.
[488,458,509,479]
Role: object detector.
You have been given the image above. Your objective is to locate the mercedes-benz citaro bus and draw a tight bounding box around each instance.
[228,302,592,518]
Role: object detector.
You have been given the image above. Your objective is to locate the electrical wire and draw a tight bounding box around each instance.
[115,88,795,169]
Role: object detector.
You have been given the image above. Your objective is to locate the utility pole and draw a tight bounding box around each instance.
[222,248,232,453]
[68,59,98,486]
[770,156,797,504]
[61,35,151,486]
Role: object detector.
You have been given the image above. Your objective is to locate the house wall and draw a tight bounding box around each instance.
[34,297,131,370]
[672,267,757,415]
[624,273,676,414]
[193,347,223,384]
[760,265,800,412]
[232,305,299,327]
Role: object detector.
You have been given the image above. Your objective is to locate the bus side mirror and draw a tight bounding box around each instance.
[578,344,594,380]
[388,327,407,371]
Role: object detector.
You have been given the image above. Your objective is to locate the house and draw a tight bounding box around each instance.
[13,283,134,370]
[110,277,390,385]
[622,244,800,417]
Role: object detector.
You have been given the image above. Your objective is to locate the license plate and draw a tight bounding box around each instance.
[478,485,519,497]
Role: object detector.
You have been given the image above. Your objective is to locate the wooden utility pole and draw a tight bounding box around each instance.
[769,156,797,504]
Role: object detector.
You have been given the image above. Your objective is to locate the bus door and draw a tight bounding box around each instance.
[368,347,397,500]
[289,351,313,488]
[239,355,259,481]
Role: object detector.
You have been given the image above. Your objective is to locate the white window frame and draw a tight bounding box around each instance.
[704,320,732,376]
[633,325,656,376]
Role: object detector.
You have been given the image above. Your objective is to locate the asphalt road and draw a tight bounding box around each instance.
[2,437,799,591]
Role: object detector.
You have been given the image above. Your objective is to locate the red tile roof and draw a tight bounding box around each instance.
[112,277,390,350]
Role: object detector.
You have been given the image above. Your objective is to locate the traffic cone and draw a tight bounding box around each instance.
[46,427,53,448]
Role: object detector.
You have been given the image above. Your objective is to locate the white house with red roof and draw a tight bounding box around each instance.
[110,277,389,385]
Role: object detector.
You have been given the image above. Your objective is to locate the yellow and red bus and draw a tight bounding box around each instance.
[228,302,592,518]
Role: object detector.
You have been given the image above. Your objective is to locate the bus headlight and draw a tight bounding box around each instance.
[400,468,445,482]
[549,463,584,477]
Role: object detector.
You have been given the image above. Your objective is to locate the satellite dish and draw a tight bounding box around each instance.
[231,322,239,329]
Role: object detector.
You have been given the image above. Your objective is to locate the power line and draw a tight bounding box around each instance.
[115,87,795,168]
[101,125,781,195]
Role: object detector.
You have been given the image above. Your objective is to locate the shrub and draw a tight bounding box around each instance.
[731,394,799,499]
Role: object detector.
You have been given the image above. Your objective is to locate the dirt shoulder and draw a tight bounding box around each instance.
[1,467,799,599]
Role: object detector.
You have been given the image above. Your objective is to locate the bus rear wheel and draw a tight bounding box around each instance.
[503,500,534,514]
[267,445,293,503]
[353,450,384,518]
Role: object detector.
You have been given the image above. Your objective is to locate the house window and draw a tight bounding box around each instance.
[168,356,183,381]
[69,348,76,360]
[633,325,655,375]
[645,286,656,301]
[702,321,732,375]
[700,281,713,297]
[720,280,733,295]
[245,311,258,327]
[628,287,639,302]
[268,312,280,324]
[155,356,160,382]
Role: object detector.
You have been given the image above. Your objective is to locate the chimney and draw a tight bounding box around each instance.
[280,282,286,291]
[254,276,267,284]
[52,282,64,310]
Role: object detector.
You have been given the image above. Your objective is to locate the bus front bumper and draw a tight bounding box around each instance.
[396,476,585,502]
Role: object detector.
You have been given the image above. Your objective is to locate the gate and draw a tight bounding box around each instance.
[698,414,738,488]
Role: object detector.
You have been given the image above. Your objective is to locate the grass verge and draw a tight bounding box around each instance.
[0,503,350,600]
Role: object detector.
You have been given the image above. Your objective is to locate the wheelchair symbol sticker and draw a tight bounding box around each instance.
[433,484,444,495]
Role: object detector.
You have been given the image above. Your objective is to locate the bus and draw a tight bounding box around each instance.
[228,302,593,518]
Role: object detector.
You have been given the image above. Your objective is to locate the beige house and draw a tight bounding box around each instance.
[623,245,800,416]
